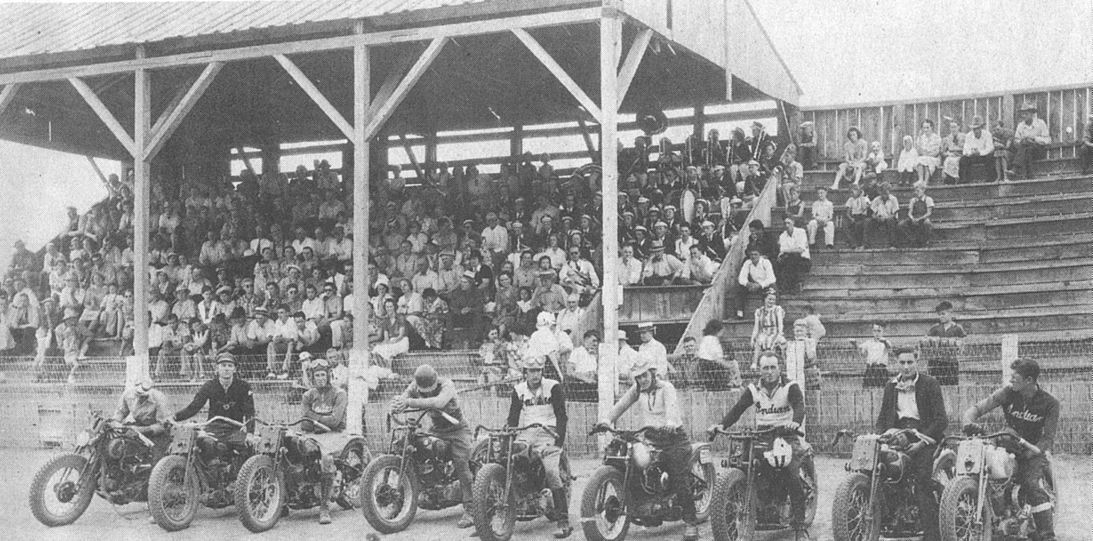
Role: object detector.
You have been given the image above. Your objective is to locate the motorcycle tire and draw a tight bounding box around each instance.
[147,455,200,531]
[692,453,717,523]
[471,463,516,541]
[799,454,818,527]
[939,476,993,541]
[336,439,370,510]
[28,453,97,527]
[831,471,879,541]
[234,455,284,533]
[710,468,752,541]
[580,466,629,541]
[360,454,418,533]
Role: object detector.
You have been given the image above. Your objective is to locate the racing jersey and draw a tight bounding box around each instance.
[989,385,1060,452]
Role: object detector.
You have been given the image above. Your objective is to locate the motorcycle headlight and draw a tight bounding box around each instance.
[75,430,93,447]
[631,442,652,469]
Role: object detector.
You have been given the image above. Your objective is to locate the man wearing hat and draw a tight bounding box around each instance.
[532,270,568,315]
[506,355,572,538]
[173,352,256,443]
[1012,100,1051,179]
[391,365,477,528]
[556,293,584,336]
[298,358,349,524]
[559,245,599,299]
[437,250,464,296]
[960,116,996,182]
[448,272,486,343]
[640,240,684,286]
[637,322,673,375]
[597,355,698,541]
[747,120,773,161]
[480,211,509,272]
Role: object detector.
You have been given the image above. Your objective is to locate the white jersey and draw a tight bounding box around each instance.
[515,378,559,428]
[748,379,799,427]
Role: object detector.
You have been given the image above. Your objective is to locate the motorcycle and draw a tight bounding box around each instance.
[830,428,956,541]
[233,418,371,532]
[580,425,716,541]
[937,430,1057,541]
[471,423,572,541]
[359,409,488,533]
[29,412,161,527]
[146,416,252,531]
[708,425,818,541]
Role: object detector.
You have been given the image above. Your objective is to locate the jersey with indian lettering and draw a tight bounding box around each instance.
[748,378,800,427]
[514,378,559,428]
[405,378,465,431]
[996,385,1059,446]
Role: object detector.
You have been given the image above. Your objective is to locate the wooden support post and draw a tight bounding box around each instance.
[512,28,602,123]
[598,11,622,445]
[68,77,136,156]
[132,49,152,376]
[616,28,652,109]
[348,30,371,436]
[361,37,447,141]
[235,146,256,175]
[0,84,20,117]
[398,133,425,180]
[274,55,354,140]
[144,62,223,160]
[693,104,705,142]
[511,125,523,158]
[576,117,597,160]
[85,155,109,186]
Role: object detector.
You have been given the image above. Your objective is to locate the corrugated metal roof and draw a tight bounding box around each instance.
[0,0,491,60]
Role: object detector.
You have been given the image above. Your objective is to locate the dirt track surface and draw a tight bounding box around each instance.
[3,449,1088,540]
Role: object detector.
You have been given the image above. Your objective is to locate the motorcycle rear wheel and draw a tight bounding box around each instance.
[336,439,370,510]
[580,466,629,541]
[28,453,96,527]
[360,454,418,533]
[831,471,879,541]
[692,454,717,523]
[799,454,818,527]
[234,455,284,533]
[710,468,751,541]
[472,463,517,541]
[147,455,200,531]
[939,476,992,541]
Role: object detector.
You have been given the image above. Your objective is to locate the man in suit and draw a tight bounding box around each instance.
[876,346,948,541]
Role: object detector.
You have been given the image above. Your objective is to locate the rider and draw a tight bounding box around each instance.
[596,356,698,541]
[707,350,808,538]
[299,358,348,525]
[112,377,172,457]
[173,352,256,444]
[506,355,571,538]
[962,358,1059,541]
[390,364,476,528]
[875,346,947,541]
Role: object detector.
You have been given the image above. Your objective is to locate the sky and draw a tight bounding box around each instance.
[0,0,1088,267]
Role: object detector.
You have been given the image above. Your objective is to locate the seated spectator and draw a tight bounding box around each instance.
[153,314,186,380]
[941,119,965,184]
[559,246,598,300]
[733,248,776,319]
[915,119,942,184]
[783,185,805,222]
[616,244,643,286]
[531,270,567,315]
[555,293,583,336]
[697,220,726,259]
[420,288,449,349]
[807,187,835,249]
[895,135,919,186]
[749,291,785,369]
[697,320,740,389]
[775,217,810,293]
[683,244,718,285]
[182,317,209,381]
[899,182,935,247]
[373,297,409,363]
[991,120,1015,181]
[490,272,520,334]
[56,307,89,384]
[866,182,899,249]
[832,127,867,189]
[640,241,684,285]
[448,273,486,346]
[784,319,820,390]
[960,116,995,182]
[857,321,892,387]
[1011,100,1051,179]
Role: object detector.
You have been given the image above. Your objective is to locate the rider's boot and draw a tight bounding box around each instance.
[551,488,572,538]
[457,500,475,528]
[1032,510,1056,541]
[681,522,699,541]
[318,473,334,525]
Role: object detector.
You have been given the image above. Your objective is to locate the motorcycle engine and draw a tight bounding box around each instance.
[985,447,1016,480]
[106,437,146,461]
[639,464,670,495]
[878,449,908,483]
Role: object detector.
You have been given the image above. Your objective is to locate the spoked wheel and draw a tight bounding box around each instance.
[831,472,879,541]
[580,466,629,541]
[939,477,992,541]
[360,454,418,534]
[28,454,96,527]
[147,455,200,531]
[799,455,818,527]
[692,454,717,523]
[234,455,284,533]
[472,463,516,541]
[710,468,752,541]
[335,440,370,510]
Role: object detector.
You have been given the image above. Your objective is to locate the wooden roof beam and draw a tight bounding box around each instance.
[68,76,136,156]
[143,61,222,160]
[511,27,601,123]
[274,54,354,140]
[0,83,20,117]
[362,37,447,142]
[616,28,652,109]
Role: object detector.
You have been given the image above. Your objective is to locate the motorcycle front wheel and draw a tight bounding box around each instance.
[28,453,97,527]
[799,454,818,527]
[580,466,629,541]
[360,454,418,533]
[471,463,516,541]
[692,453,717,523]
[939,476,993,541]
[335,439,370,510]
[234,455,284,533]
[710,468,752,541]
[147,455,200,531]
[831,471,879,541]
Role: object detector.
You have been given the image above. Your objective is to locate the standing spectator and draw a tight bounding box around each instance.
[56,308,89,384]
[797,121,816,170]
[991,120,1015,181]
[668,336,701,389]
[636,322,672,376]
[1081,111,1093,174]
[775,217,811,293]
[154,314,186,380]
[845,184,870,250]
[899,183,935,247]
[733,248,776,319]
[784,320,819,390]
[866,182,899,249]
[940,119,965,184]
[915,119,942,184]
[895,135,919,185]
[960,116,995,182]
[832,127,868,189]
[800,305,826,343]
[806,187,835,249]
[449,273,486,345]
[749,291,785,369]
[1012,100,1051,179]
[857,321,892,387]
[864,141,888,180]
[921,301,967,386]
[182,318,209,381]
[696,320,740,389]
[566,330,601,400]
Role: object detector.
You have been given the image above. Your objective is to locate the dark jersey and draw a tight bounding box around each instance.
[991,385,1060,451]
[174,377,256,427]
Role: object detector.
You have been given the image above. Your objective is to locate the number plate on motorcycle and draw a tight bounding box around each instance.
[169,426,197,455]
[849,434,880,471]
[698,448,712,464]
[257,425,285,454]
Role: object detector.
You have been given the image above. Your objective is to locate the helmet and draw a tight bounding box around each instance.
[630,355,655,379]
[522,356,546,371]
[764,437,793,469]
[414,364,438,390]
[310,358,332,378]
[215,352,236,365]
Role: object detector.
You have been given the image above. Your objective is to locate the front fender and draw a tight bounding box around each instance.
[689,442,713,466]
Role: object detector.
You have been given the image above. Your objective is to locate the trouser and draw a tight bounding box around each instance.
[730,283,772,315]
[806,218,834,246]
[847,215,868,248]
[1081,144,1093,173]
[1012,141,1045,178]
[1018,452,1056,540]
[756,433,806,526]
[959,154,996,182]
[180,349,207,379]
[434,425,475,505]
[775,254,811,290]
[518,428,565,490]
[307,430,352,475]
[651,428,697,525]
[898,218,933,247]
[268,340,293,373]
[154,346,182,378]
[865,217,897,248]
[895,418,941,540]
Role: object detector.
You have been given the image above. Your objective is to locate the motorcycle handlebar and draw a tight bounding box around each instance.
[947,431,1042,455]
[475,423,558,440]
[709,425,805,442]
